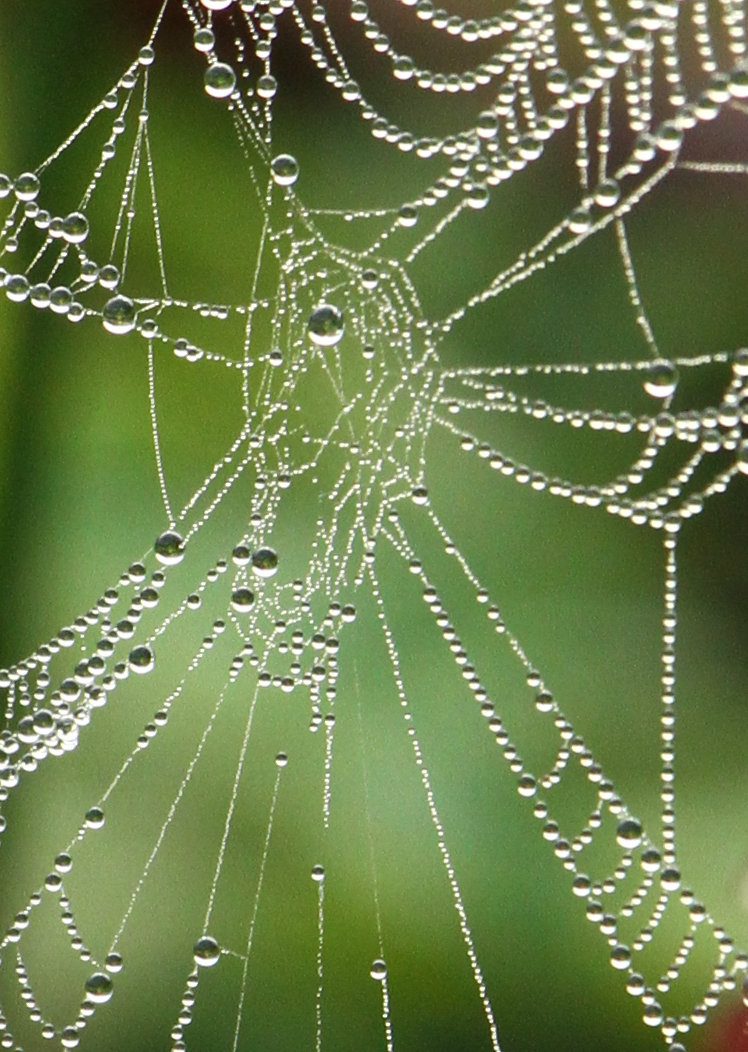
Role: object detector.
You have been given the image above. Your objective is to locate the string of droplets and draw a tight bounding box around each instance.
[0,0,746,1049]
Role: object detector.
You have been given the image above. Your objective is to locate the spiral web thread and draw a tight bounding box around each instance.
[0,0,747,1049]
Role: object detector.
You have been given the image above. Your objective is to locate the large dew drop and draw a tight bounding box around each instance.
[102,295,136,335]
[129,645,155,674]
[154,530,185,566]
[270,153,299,187]
[616,818,643,850]
[200,0,233,8]
[84,972,114,1004]
[308,304,344,346]
[193,935,221,967]
[251,547,278,578]
[204,62,236,99]
[370,959,387,981]
[644,360,678,398]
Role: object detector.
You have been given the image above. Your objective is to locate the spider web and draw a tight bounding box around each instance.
[0,0,746,1050]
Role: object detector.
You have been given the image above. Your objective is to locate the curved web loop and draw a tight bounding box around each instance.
[0,0,746,1050]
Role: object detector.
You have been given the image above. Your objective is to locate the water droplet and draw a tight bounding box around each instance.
[464,182,490,209]
[257,74,277,99]
[14,172,40,202]
[231,588,255,612]
[397,203,418,227]
[55,853,73,874]
[270,153,299,186]
[644,360,678,397]
[193,27,215,52]
[200,0,233,10]
[61,1027,80,1049]
[610,944,632,970]
[736,441,748,476]
[361,268,379,290]
[154,530,185,566]
[660,867,681,891]
[105,953,124,973]
[204,62,236,99]
[129,645,155,674]
[411,486,428,505]
[275,751,288,767]
[5,274,30,303]
[232,544,251,566]
[102,295,136,335]
[62,212,89,244]
[193,936,221,967]
[85,972,114,1004]
[251,547,278,578]
[568,206,592,234]
[640,847,661,872]
[85,806,105,829]
[311,864,325,882]
[595,178,620,208]
[616,818,642,849]
[370,959,387,980]
[517,774,537,797]
[308,304,345,346]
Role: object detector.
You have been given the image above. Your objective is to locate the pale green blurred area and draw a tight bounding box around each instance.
[0,3,746,1052]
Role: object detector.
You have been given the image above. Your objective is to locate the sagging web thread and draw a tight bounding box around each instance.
[0,0,746,1049]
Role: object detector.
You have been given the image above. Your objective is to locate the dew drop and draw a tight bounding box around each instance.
[271,153,299,186]
[275,751,288,767]
[257,74,277,99]
[610,944,632,970]
[311,864,325,882]
[370,959,387,980]
[411,486,429,505]
[102,295,136,335]
[193,936,221,967]
[308,304,345,346]
[154,530,185,566]
[62,212,89,244]
[616,818,643,850]
[193,27,215,52]
[129,645,155,674]
[14,172,40,202]
[105,953,124,973]
[85,806,105,829]
[85,972,114,1004]
[61,1027,80,1049]
[231,588,255,612]
[568,206,592,234]
[200,0,233,11]
[251,547,278,577]
[397,203,418,227]
[232,544,251,566]
[644,360,678,398]
[204,62,236,99]
[736,442,748,476]
[595,178,620,208]
[361,268,379,290]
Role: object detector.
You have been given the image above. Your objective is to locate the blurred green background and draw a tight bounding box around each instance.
[0,2,746,1051]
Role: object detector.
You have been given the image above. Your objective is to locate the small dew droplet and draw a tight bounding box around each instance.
[311,864,325,882]
[370,959,387,981]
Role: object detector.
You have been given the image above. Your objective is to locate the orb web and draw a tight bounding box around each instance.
[0,1,746,1050]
